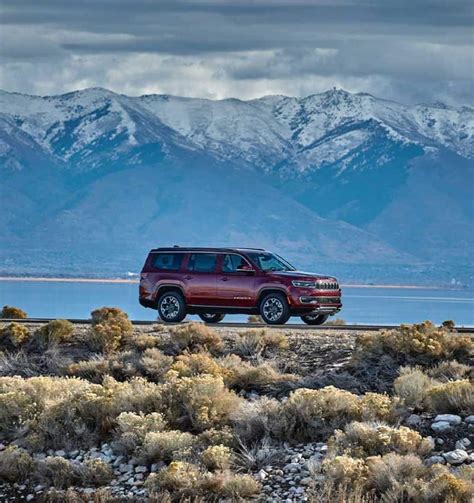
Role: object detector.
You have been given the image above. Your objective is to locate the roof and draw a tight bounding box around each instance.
[150,246,266,253]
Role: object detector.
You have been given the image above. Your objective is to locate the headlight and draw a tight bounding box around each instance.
[292,280,316,288]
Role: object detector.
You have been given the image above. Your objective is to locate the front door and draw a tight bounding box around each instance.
[216,253,256,307]
[183,253,218,306]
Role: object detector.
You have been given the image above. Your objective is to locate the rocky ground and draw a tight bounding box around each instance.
[0,321,473,502]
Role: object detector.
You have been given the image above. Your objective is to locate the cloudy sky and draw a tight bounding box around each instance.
[0,0,473,105]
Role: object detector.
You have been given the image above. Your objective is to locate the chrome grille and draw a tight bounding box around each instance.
[316,281,339,290]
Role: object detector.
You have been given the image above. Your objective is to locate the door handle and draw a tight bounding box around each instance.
[185,275,193,280]
[220,277,229,281]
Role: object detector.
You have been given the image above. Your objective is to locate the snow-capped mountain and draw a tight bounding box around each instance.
[1,87,473,279]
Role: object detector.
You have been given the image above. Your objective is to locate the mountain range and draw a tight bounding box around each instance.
[1,87,473,283]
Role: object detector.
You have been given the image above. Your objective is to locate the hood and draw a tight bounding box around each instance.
[268,270,336,281]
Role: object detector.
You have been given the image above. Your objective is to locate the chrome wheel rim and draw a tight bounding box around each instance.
[262,298,284,322]
[160,295,180,320]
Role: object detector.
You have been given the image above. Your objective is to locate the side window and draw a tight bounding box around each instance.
[187,253,217,273]
[222,254,251,273]
[152,253,183,271]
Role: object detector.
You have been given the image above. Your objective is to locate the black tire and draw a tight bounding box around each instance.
[157,291,187,323]
[301,314,329,325]
[198,313,226,324]
[259,292,291,325]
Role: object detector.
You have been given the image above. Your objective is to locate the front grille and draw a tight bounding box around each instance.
[317,282,339,290]
[315,296,341,305]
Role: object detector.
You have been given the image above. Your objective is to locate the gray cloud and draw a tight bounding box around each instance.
[0,0,472,105]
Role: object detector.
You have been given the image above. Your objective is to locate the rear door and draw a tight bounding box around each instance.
[216,253,256,307]
[183,253,218,306]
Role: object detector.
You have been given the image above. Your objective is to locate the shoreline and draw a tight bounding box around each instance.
[0,276,457,290]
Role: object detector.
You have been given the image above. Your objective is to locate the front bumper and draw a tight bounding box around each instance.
[289,288,342,315]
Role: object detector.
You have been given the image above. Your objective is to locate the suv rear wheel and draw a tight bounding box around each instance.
[157,291,186,323]
[260,292,291,325]
[198,313,225,324]
[301,314,329,325]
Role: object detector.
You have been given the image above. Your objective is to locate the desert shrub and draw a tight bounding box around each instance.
[427,379,474,414]
[37,456,76,489]
[140,348,173,380]
[170,351,228,379]
[426,465,474,503]
[1,305,27,319]
[141,430,197,463]
[89,307,133,353]
[325,318,347,326]
[359,392,400,422]
[201,444,232,470]
[198,426,236,448]
[233,436,280,471]
[279,386,361,440]
[171,322,223,353]
[76,459,113,486]
[231,396,280,443]
[353,321,473,364]
[0,445,34,482]
[113,411,166,454]
[231,329,288,357]
[215,472,260,498]
[34,319,74,347]
[162,373,242,431]
[220,354,297,392]
[126,333,159,350]
[67,357,111,383]
[428,360,472,381]
[0,322,30,348]
[322,455,369,486]
[145,461,202,493]
[394,366,436,409]
[329,421,433,458]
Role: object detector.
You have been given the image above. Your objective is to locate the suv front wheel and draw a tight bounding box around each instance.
[301,314,329,325]
[198,313,225,324]
[260,292,291,325]
[157,291,187,323]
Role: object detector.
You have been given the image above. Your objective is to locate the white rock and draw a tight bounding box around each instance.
[300,477,313,486]
[464,415,474,424]
[26,495,34,502]
[455,438,471,450]
[443,449,469,465]
[257,469,268,481]
[135,466,147,474]
[406,414,421,426]
[434,414,462,425]
[431,421,451,432]
[425,455,445,466]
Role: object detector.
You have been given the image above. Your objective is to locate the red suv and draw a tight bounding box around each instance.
[139,247,342,325]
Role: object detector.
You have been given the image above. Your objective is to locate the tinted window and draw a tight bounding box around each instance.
[152,253,183,271]
[222,254,251,273]
[188,253,217,273]
[246,251,295,272]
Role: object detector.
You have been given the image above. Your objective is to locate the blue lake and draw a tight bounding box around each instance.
[0,280,473,326]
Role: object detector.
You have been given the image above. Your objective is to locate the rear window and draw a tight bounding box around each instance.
[187,253,217,273]
[151,253,183,271]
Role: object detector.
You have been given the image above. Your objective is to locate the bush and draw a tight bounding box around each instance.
[89,307,133,353]
[201,444,232,470]
[329,421,433,458]
[145,461,202,493]
[76,458,113,486]
[217,473,260,498]
[113,411,167,454]
[170,351,228,379]
[0,322,30,348]
[394,367,436,409]
[1,305,27,319]
[428,360,472,381]
[231,396,280,443]
[353,321,473,364]
[140,348,173,380]
[171,323,223,354]
[37,456,76,489]
[141,430,197,463]
[322,455,369,485]
[34,320,75,347]
[279,387,361,440]
[66,357,111,383]
[427,379,474,414]
[162,373,242,431]
[0,445,34,482]
[231,329,289,357]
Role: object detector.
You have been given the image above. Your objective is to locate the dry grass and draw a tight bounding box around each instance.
[231,328,289,357]
[1,305,27,319]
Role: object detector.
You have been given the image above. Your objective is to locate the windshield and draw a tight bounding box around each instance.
[246,251,296,272]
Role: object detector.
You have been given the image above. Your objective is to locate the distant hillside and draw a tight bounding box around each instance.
[0,88,473,282]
